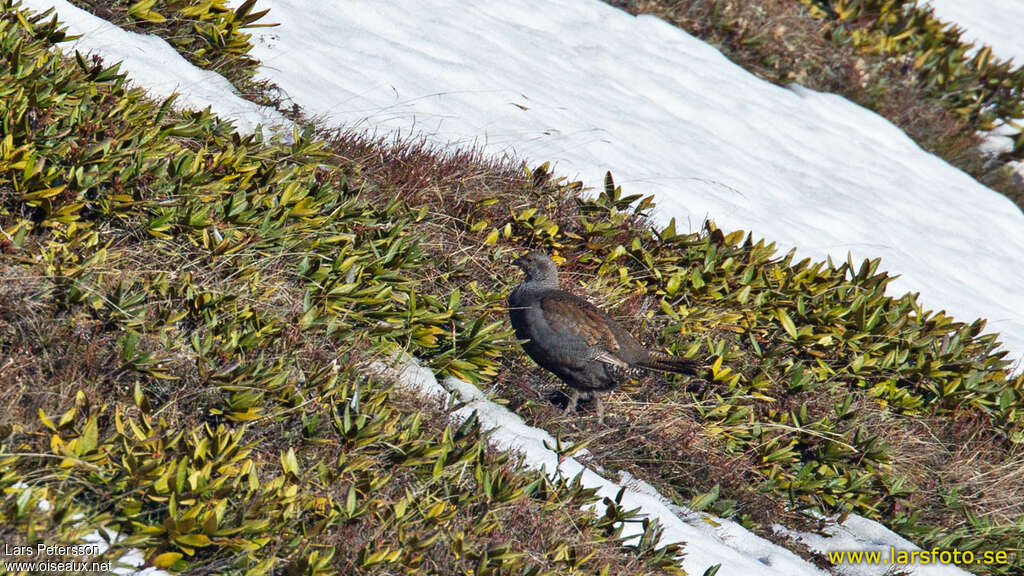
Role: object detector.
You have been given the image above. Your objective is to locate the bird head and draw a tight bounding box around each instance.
[513,250,559,287]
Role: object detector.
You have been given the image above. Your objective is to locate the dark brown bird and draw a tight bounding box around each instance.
[508,251,698,422]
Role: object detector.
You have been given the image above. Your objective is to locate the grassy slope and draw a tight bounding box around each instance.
[3,1,1024,575]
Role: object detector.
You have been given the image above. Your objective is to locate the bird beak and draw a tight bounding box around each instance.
[513,254,527,269]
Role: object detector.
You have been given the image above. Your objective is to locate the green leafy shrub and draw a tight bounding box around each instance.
[801,0,1024,139]
[65,0,273,95]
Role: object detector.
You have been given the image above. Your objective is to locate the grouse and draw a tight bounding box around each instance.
[508,251,698,422]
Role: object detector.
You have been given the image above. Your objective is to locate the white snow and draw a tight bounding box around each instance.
[368,353,450,401]
[79,527,166,576]
[12,0,1022,574]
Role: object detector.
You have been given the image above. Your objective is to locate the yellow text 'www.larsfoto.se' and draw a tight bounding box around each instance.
[828,548,1012,566]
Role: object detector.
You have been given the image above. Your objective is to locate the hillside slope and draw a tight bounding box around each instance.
[3,1,1024,575]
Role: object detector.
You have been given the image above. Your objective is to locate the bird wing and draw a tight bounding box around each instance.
[538,292,626,367]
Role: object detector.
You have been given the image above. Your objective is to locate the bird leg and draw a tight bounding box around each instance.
[595,393,605,425]
[564,389,580,415]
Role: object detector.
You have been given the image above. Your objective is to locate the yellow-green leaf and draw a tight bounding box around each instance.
[39,408,56,432]
[777,308,798,339]
[153,552,183,568]
[281,447,299,476]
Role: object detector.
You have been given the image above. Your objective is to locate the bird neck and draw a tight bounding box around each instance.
[512,277,558,304]
[523,275,559,291]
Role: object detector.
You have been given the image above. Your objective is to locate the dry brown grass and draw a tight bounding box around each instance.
[861,405,1024,526]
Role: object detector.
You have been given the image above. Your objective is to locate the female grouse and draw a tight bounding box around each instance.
[508,251,697,422]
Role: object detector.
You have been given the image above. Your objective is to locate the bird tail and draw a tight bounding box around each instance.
[637,351,699,375]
